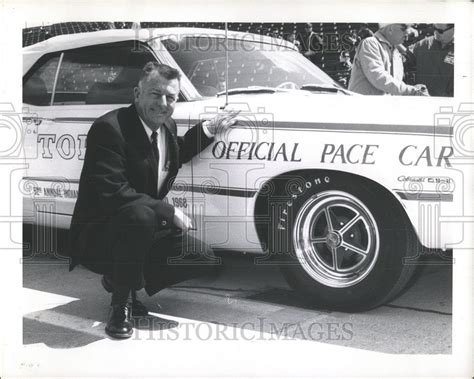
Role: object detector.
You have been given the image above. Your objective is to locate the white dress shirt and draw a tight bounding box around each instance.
[138,117,167,194]
[138,117,214,195]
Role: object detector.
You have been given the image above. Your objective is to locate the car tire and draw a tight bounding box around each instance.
[267,172,418,311]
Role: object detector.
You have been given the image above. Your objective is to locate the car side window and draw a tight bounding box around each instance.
[23,55,60,106]
[52,41,157,105]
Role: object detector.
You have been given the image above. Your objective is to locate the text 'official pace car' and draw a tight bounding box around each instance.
[22,27,463,311]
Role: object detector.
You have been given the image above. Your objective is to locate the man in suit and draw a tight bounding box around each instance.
[69,62,238,339]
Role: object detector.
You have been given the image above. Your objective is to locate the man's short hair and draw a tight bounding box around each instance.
[138,62,181,86]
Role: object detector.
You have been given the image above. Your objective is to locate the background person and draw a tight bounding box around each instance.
[297,23,324,68]
[334,50,353,88]
[270,27,281,39]
[405,23,454,97]
[285,31,301,52]
[348,23,428,95]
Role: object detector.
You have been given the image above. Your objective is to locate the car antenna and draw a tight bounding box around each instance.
[220,22,229,110]
[188,113,196,231]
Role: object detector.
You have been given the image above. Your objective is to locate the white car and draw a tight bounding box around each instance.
[22,27,462,311]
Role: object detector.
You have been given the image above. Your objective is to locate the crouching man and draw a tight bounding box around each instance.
[68,62,238,339]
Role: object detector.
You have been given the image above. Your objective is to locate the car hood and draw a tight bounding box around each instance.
[189,90,447,128]
[193,90,354,123]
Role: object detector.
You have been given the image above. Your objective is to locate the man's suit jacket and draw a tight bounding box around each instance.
[68,104,213,271]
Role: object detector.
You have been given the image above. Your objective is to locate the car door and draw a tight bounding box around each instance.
[22,40,162,229]
[156,34,268,253]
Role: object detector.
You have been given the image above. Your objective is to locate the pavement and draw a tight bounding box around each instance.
[21,250,452,355]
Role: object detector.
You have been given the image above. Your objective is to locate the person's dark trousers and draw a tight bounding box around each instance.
[106,205,156,291]
[79,204,219,298]
[144,223,220,295]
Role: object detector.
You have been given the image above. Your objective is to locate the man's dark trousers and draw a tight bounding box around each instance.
[79,203,217,296]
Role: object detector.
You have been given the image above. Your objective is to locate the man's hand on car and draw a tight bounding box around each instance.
[204,109,241,136]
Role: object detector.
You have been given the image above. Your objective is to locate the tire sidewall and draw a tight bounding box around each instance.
[274,171,411,311]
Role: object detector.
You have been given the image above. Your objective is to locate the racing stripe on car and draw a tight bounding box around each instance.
[22,177,257,198]
[395,191,453,202]
[22,176,80,184]
[177,120,453,136]
[171,184,257,198]
[30,117,453,137]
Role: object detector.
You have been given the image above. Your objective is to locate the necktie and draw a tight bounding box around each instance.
[151,131,159,164]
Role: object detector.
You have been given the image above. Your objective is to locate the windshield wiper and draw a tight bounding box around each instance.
[216,84,352,97]
[300,84,351,95]
[217,86,278,96]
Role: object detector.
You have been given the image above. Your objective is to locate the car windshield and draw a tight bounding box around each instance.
[158,35,340,98]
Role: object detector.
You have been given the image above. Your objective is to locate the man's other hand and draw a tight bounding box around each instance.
[414,84,430,96]
[173,208,194,230]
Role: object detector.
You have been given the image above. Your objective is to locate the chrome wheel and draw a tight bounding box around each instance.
[293,190,379,288]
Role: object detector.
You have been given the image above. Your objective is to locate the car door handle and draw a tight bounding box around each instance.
[23,116,43,126]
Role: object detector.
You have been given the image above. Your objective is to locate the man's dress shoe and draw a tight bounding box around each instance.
[101,275,149,317]
[105,303,133,339]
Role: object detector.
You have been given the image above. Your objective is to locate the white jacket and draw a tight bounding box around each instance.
[348,31,417,95]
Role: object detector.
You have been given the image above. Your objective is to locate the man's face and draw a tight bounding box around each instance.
[134,73,179,130]
[340,52,350,63]
[434,24,454,45]
[388,24,409,45]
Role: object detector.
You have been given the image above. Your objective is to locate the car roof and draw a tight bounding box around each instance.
[23,27,297,73]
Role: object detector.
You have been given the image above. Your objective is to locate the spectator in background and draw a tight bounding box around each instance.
[347,27,373,61]
[334,50,352,88]
[349,30,359,45]
[404,25,419,45]
[270,27,281,39]
[285,31,301,52]
[405,23,454,97]
[357,26,374,42]
[348,23,428,96]
[297,23,324,68]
